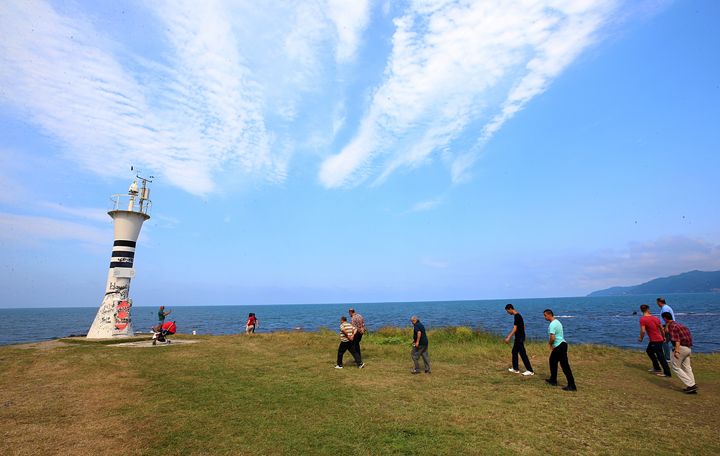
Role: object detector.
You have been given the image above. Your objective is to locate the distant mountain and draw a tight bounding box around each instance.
[587,270,720,297]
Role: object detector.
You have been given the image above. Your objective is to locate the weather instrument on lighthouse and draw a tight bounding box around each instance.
[87,175,153,338]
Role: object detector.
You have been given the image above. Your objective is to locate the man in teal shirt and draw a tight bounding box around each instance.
[544,309,576,391]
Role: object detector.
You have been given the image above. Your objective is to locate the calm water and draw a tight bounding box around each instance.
[1,293,719,352]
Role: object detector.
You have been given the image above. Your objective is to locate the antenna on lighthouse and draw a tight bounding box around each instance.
[136,174,153,213]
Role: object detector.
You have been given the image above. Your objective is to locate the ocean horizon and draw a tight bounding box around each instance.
[2,293,719,352]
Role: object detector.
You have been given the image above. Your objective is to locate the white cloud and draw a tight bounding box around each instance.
[576,236,720,289]
[409,197,442,212]
[151,213,181,230]
[0,212,108,247]
[421,257,449,269]
[327,0,371,62]
[39,202,110,223]
[0,149,34,205]
[319,0,620,188]
[1,0,375,196]
[513,236,720,295]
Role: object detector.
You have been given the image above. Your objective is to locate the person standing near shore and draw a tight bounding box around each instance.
[410,316,431,374]
[158,306,171,324]
[656,297,675,361]
[638,305,670,377]
[246,313,258,334]
[335,316,364,369]
[504,304,534,376]
[349,308,366,361]
[544,309,576,391]
[662,312,697,394]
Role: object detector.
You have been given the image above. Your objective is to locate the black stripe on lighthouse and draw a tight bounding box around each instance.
[111,250,135,258]
[109,249,135,268]
[114,240,137,248]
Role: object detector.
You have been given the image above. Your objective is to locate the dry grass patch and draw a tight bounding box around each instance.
[0,346,152,456]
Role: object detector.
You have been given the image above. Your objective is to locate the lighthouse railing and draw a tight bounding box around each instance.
[109,194,152,215]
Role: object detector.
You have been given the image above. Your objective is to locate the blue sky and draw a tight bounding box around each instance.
[1,0,719,308]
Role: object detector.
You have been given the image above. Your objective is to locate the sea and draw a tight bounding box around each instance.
[1,293,719,352]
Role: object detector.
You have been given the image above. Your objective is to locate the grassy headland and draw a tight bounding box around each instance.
[1,327,718,455]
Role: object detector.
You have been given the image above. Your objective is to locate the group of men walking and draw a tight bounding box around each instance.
[335,297,698,395]
[334,310,431,373]
[638,298,697,393]
[504,298,697,394]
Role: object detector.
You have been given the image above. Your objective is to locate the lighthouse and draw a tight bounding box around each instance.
[87,176,152,339]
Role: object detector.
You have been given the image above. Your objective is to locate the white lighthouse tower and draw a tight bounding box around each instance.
[87,176,153,339]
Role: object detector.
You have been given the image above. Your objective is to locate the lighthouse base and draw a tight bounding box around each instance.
[87,297,134,339]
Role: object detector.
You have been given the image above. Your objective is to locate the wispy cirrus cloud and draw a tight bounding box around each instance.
[409,196,442,213]
[2,0,229,194]
[319,0,622,188]
[327,0,371,63]
[421,257,449,269]
[0,0,372,196]
[39,202,110,224]
[0,212,108,247]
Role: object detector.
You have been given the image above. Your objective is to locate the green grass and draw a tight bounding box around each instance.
[1,327,719,455]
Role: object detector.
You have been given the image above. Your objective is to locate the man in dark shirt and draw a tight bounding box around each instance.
[662,312,697,393]
[504,304,534,376]
[410,316,430,374]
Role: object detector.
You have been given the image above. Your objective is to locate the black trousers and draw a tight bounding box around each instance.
[512,336,533,372]
[337,341,362,366]
[646,341,671,376]
[549,342,576,387]
[353,332,364,359]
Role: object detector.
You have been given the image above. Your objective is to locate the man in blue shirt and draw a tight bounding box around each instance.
[544,309,576,391]
[656,297,675,361]
[410,316,431,374]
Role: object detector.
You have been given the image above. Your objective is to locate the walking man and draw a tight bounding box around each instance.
[335,316,364,369]
[410,316,431,374]
[638,304,670,377]
[349,308,366,361]
[662,312,697,394]
[656,297,675,361]
[544,309,577,391]
[504,304,534,376]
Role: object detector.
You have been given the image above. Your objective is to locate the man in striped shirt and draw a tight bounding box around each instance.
[349,308,367,360]
[662,312,697,394]
[335,316,365,369]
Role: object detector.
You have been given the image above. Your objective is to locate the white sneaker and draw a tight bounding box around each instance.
[508,368,520,373]
[522,371,535,376]
[334,365,343,369]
